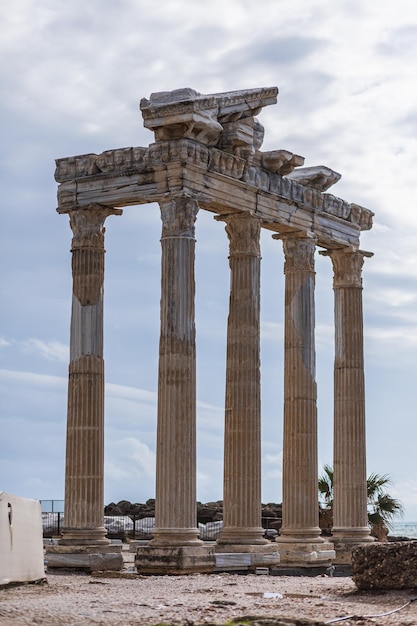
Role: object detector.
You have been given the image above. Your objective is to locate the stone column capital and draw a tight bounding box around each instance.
[320,248,373,289]
[159,195,199,239]
[59,204,123,250]
[274,231,317,273]
[216,212,262,257]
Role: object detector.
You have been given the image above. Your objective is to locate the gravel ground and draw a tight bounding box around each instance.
[1,548,416,625]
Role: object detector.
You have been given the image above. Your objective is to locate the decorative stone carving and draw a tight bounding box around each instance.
[209,148,246,179]
[262,150,305,175]
[214,86,278,121]
[322,194,350,219]
[55,154,100,182]
[140,88,223,145]
[221,212,261,257]
[281,231,316,273]
[55,147,148,182]
[160,195,199,239]
[328,248,373,289]
[216,117,265,160]
[287,165,341,191]
[61,205,122,306]
[350,203,374,230]
[95,146,147,174]
[146,139,210,169]
[140,86,278,147]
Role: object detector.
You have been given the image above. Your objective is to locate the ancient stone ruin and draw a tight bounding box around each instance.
[46,86,374,573]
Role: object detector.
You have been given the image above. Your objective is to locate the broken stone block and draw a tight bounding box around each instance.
[352,540,417,589]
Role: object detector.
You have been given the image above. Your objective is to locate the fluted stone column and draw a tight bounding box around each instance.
[275,232,334,566]
[217,213,267,548]
[47,204,124,569]
[59,204,122,547]
[322,248,373,559]
[135,194,215,573]
[151,195,201,547]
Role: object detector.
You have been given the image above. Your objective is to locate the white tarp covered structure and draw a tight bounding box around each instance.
[0,492,45,586]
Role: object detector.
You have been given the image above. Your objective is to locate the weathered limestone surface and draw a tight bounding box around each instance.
[135,545,215,575]
[55,88,373,251]
[151,194,201,547]
[55,86,373,574]
[46,546,123,572]
[321,249,374,563]
[275,233,334,566]
[58,205,121,548]
[352,541,417,589]
[217,212,266,548]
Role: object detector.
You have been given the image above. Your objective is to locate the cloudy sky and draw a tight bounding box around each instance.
[1,0,417,521]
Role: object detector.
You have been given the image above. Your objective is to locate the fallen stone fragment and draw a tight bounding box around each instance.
[352,540,417,589]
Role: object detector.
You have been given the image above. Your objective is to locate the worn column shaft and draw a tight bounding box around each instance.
[278,233,322,541]
[152,196,201,546]
[218,213,266,545]
[59,205,121,546]
[326,249,372,542]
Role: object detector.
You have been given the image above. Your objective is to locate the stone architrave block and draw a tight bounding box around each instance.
[352,540,417,589]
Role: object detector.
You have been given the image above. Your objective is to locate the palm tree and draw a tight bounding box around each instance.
[318,465,404,540]
[366,472,404,538]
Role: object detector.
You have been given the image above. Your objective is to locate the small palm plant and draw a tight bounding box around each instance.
[366,472,404,539]
[318,464,404,540]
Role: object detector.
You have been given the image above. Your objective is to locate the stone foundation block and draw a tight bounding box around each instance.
[215,543,280,569]
[135,544,215,574]
[332,535,374,565]
[352,540,417,589]
[275,540,335,567]
[45,544,123,571]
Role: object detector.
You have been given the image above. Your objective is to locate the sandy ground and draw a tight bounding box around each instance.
[1,547,416,626]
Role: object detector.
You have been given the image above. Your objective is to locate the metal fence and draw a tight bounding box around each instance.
[41,512,280,541]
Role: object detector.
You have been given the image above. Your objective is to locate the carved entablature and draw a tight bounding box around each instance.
[261,150,305,175]
[209,148,246,179]
[140,88,223,146]
[287,165,341,192]
[55,147,148,182]
[145,140,210,169]
[55,86,374,247]
[140,86,278,153]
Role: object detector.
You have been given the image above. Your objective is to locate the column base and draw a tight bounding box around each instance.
[135,544,216,575]
[275,535,335,567]
[45,544,123,572]
[217,526,268,546]
[215,542,280,569]
[58,527,110,546]
[331,527,375,564]
[150,527,203,546]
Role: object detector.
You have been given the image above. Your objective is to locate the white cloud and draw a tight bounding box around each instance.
[19,338,69,362]
[0,368,66,389]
